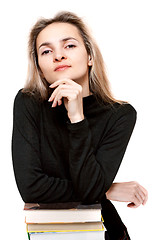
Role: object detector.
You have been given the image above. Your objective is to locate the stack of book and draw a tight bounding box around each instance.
[24,202,105,240]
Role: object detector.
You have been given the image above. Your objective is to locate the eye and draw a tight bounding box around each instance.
[65,44,76,49]
[41,49,52,55]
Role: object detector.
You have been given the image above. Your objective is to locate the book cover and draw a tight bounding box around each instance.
[24,202,102,224]
[27,221,104,233]
[24,202,101,210]
[28,230,105,240]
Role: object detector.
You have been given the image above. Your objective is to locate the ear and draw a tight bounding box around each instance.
[88,55,93,66]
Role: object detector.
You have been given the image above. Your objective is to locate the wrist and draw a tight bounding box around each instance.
[106,183,118,200]
[106,189,111,200]
[69,114,84,123]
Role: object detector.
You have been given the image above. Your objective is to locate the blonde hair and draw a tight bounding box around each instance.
[23,11,120,104]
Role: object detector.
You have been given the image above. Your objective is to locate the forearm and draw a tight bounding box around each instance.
[67,108,137,203]
[67,119,110,203]
[12,125,79,203]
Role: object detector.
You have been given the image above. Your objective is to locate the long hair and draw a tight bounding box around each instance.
[23,11,120,104]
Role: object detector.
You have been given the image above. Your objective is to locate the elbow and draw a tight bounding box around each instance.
[21,193,37,203]
[19,188,39,203]
[14,173,48,203]
[16,180,43,203]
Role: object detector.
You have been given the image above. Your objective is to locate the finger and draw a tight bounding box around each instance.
[51,89,78,107]
[134,191,144,206]
[49,84,75,102]
[57,99,63,106]
[139,185,148,205]
[51,89,63,107]
[143,191,148,205]
[135,183,148,206]
[49,79,77,88]
[127,183,148,208]
[127,202,137,208]
[128,187,142,208]
[52,97,63,108]
[130,182,148,207]
[133,195,142,208]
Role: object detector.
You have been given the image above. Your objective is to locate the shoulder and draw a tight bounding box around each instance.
[14,89,40,104]
[109,102,137,129]
[13,89,41,118]
[113,102,136,118]
[112,102,136,117]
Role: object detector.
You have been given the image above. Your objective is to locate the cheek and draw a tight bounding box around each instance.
[38,57,52,74]
[74,51,88,69]
[80,58,89,73]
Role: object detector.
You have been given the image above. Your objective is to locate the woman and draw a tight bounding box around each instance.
[12,11,148,239]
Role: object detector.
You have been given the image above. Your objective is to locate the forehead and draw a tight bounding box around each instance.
[36,22,83,46]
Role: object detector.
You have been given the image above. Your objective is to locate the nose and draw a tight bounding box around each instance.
[53,50,67,62]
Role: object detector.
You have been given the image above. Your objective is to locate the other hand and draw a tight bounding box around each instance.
[106,181,148,208]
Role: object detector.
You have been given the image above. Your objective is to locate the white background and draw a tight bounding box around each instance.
[0,0,158,239]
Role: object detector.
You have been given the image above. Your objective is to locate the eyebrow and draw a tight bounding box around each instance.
[38,37,78,49]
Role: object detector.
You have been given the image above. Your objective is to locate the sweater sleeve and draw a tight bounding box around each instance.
[67,104,137,203]
[12,91,78,203]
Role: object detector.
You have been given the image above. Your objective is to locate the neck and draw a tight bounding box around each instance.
[75,76,91,98]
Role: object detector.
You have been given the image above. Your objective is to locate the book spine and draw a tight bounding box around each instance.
[27,232,30,240]
[27,228,104,233]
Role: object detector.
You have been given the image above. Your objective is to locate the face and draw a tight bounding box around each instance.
[36,22,92,86]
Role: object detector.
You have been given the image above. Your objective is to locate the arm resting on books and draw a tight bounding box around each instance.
[12,92,78,203]
[67,105,136,203]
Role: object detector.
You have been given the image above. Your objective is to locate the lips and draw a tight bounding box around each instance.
[54,65,71,71]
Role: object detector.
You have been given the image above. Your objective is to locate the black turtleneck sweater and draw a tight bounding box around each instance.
[12,90,136,204]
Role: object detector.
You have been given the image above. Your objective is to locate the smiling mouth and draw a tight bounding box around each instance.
[54,65,71,71]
